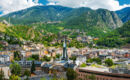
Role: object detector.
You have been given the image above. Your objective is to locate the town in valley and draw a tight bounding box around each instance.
[0,0,130,80]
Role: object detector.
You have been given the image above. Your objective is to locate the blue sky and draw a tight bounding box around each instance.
[39,0,48,5]
[38,0,130,5]
[0,0,130,16]
[0,12,2,15]
[118,0,130,5]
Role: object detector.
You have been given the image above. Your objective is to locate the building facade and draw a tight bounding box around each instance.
[76,68,130,80]
[0,55,10,63]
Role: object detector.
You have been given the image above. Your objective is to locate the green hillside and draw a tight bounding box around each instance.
[118,20,130,37]
[0,23,22,46]
[95,21,130,48]
[116,7,130,22]
[118,21,130,44]
[0,5,128,48]
[0,5,73,24]
[0,6,122,31]
[0,23,8,32]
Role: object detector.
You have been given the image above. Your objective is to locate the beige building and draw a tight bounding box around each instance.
[0,65,11,79]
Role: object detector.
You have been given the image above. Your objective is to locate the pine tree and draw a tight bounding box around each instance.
[31,61,36,73]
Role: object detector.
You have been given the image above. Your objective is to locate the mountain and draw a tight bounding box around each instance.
[0,5,122,36]
[116,7,130,22]
[0,22,8,32]
[0,23,22,46]
[5,25,43,41]
[0,5,73,24]
[117,21,130,46]
[117,20,130,37]
[65,8,122,29]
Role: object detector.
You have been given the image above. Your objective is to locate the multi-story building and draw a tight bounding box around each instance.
[76,68,130,80]
[0,64,11,79]
[0,55,10,63]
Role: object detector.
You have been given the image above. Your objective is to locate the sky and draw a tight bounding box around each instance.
[0,0,130,16]
[118,0,130,5]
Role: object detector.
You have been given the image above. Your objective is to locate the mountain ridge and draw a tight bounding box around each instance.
[116,7,130,22]
[0,5,123,35]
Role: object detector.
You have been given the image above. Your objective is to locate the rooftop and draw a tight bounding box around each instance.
[79,66,109,73]
[0,55,9,57]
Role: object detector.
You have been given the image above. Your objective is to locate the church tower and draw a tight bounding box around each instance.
[62,37,68,61]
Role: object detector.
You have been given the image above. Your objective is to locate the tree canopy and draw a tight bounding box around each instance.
[10,61,21,76]
[105,59,114,67]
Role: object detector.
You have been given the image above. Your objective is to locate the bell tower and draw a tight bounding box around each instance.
[62,36,68,61]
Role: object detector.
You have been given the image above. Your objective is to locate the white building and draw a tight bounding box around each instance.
[0,55,10,63]
[76,55,86,66]
[20,50,26,57]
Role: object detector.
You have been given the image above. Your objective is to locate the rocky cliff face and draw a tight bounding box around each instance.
[0,5,122,30]
[65,8,122,30]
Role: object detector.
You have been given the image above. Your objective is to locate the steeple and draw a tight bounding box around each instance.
[62,36,68,61]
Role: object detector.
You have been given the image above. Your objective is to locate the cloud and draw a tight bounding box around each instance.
[0,0,42,16]
[47,0,130,11]
[0,0,130,16]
